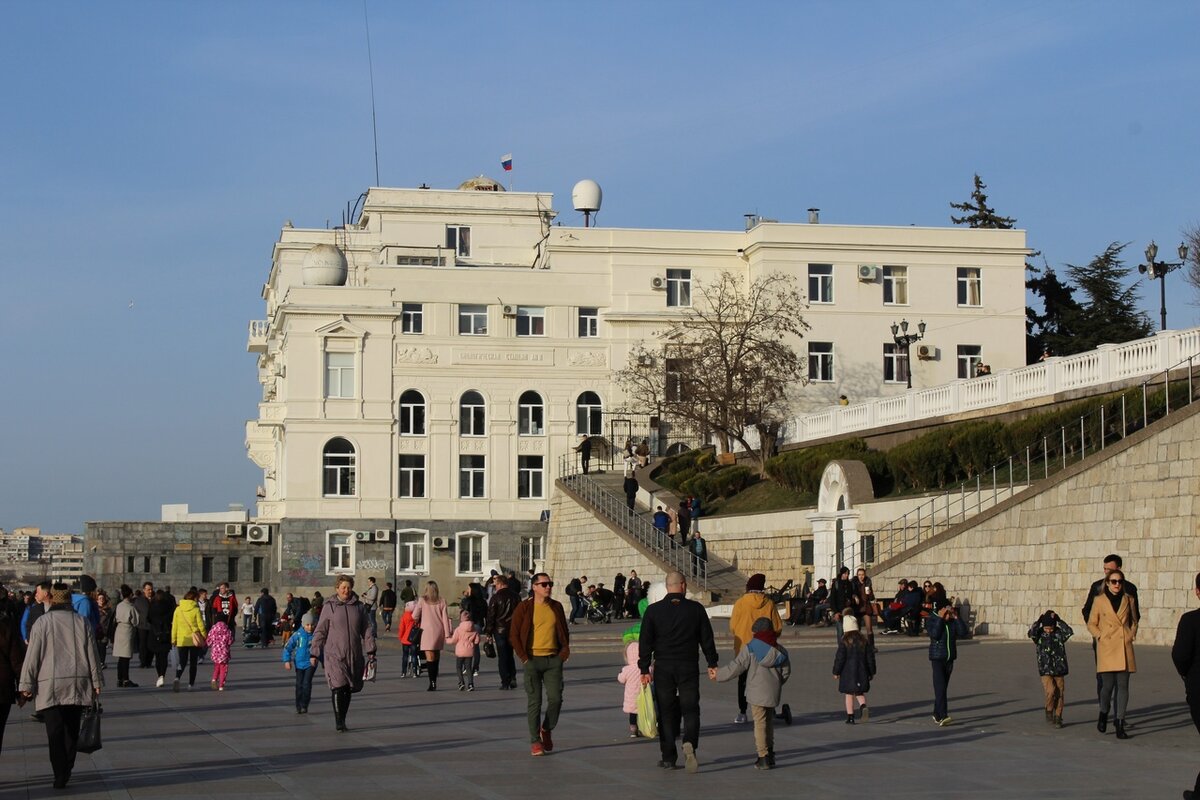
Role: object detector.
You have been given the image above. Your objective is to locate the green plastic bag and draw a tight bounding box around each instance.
[636,683,658,739]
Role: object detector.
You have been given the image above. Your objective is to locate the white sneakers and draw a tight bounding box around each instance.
[155,676,164,688]
[682,742,698,773]
[734,713,748,724]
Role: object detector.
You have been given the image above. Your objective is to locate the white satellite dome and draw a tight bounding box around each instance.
[302,243,348,286]
[572,179,602,213]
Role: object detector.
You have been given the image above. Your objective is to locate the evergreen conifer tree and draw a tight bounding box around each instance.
[1065,242,1153,351]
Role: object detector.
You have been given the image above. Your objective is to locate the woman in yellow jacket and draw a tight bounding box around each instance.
[170,589,207,692]
[1087,568,1138,740]
[729,574,786,724]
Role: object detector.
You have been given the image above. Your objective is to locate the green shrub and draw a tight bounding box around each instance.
[886,427,957,491]
[680,473,715,502]
[948,421,1005,478]
[708,466,754,498]
[764,439,871,495]
[695,450,714,470]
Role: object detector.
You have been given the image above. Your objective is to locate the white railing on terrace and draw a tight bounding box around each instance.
[781,327,1200,446]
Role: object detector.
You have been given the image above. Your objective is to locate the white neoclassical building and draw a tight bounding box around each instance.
[243,177,1027,593]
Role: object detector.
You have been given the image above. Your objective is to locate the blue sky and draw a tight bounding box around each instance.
[2,2,1196,533]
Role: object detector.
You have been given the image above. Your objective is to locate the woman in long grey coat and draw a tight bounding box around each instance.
[310,575,375,732]
[19,586,102,790]
[412,580,452,691]
[113,585,140,688]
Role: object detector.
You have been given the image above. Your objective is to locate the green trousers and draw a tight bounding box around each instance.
[523,654,564,742]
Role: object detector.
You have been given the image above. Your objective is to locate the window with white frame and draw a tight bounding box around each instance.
[883,266,908,305]
[398,454,426,498]
[322,438,356,496]
[516,306,545,337]
[665,358,690,402]
[808,342,834,382]
[808,264,834,304]
[518,390,544,435]
[576,391,602,435]
[456,531,486,575]
[578,307,599,338]
[957,345,982,379]
[957,267,982,306]
[666,269,692,307]
[458,304,488,335]
[459,390,486,436]
[326,530,354,574]
[399,390,426,436]
[883,343,909,384]
[324,351,355,398]
[401,302,423,334]
[520,536,544,574]
[459,455,486,498]
[518,455,544,499]
[396,529,428,573]
[446,225,471,258]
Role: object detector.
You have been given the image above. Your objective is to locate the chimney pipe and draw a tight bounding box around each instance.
[808,208,820,224]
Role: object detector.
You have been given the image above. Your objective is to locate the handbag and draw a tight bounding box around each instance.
[363,659,377,682]
[482,638,496,659]
[191,629,207,648]
[635,684,658,739]
[408,625,423,646]
[77,700,103,754]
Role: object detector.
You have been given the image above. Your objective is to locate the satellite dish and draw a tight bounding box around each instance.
[572,179,602,227]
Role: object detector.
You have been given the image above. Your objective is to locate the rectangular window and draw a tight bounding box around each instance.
[401,302,423,334]
[459,455,486,498]
[808,342,834,382]
[126,555,136,573]
[518,455,544,499]
[459,398,486,436]
[883,343,909,384]
[883,265,908,305]
[399,393,425,436]
[516,306,545,336]
[457,534,485,575]
[458,304,488,335]
[665,358,689,402]
[666,269,692,307]
[446,225,471,257]
[399,454,426,498]
[201,557,213,584]
[957,267,982,306]
[860,535,876,565]
[142,556,151,573]
[252,556,264,584]
[158,556,167,574]
[327,532,353,573]
[324,351,355,398]
[800,539,814,566]
[227,556,239,583]
[518,398,544,436]
[520,536,544,574]
[578,307,599,338]
[958,345,983,379]
[398,530,427,573]
[808,264,834,303]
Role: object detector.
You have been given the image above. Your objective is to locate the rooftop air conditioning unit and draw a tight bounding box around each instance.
[432,536,451,550]
[374,529,392,543]
[650,275,666,290]
[917,344,938,361]
[637,354,654,367]
[225,523,245,538]
[354,530,372,542]
[858,265,879,282]
[502,304,517,316]
[246,524,272,544]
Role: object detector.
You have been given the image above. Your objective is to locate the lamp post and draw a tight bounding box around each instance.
[890,318,926,390]
[1138,240,1190,332]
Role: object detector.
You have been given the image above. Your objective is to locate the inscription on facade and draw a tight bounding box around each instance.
[453,348,554,366]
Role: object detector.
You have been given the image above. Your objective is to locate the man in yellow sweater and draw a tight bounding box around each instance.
[511,572,571,756]
[729,574,784,724]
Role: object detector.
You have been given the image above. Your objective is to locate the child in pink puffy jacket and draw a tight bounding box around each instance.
[618,640,646,737]
[447,609,480,692]
[208,620,233,690]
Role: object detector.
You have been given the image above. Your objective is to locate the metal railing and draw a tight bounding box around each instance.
[556,454,708,594]
[867,354,1199,567]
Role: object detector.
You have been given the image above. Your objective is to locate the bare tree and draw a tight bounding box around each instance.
[1185,223,1200,302]
[614,271,809,473]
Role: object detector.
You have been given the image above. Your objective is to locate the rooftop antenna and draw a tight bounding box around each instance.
[363,0,380,186]
[572,179,602,228]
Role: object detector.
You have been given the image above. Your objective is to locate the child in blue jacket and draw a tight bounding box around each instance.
[283,612,316,713]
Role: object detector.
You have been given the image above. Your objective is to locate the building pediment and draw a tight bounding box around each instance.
[314,317,367,338]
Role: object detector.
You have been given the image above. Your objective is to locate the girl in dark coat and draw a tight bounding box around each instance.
[464,583,488,676]
[832,615,875,724]
[0,609,27,753]
[147,591,175,687]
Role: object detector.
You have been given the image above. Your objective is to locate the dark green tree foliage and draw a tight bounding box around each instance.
[949,174,1015,229]
[1025,262,1082,358]
[1065,242,1153,351]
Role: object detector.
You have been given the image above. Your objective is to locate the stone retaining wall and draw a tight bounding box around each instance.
[545,490,664,587]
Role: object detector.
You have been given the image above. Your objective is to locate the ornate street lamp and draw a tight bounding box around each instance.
[1138,240,1189,331]
[890,318,926,390]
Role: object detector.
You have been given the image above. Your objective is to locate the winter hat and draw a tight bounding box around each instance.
[842,615,860,634]
[404,600,416,611]
[746,574,767,592]
[751,617,774,634]
[78,575,97,593]
[301,612,315,626]
[1037,611,1058,629]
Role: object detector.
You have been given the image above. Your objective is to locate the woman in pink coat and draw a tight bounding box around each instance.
[412,580,452,692]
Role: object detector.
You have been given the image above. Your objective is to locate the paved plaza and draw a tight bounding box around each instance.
[3,624,1198,798]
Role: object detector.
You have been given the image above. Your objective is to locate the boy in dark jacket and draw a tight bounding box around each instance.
[1028,609,1072,728]
[927,604,968,726]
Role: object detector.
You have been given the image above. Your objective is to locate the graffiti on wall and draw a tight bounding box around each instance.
[356,559,388,572]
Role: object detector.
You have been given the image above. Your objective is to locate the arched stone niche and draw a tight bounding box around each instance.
[808,460,875,580]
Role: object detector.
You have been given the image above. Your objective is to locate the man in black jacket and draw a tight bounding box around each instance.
[828,566,855,638]
[1173,572,1200,800]
[484,577,521,689]
[638,571,719,773]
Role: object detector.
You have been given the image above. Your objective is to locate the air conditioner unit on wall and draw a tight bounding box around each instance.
[637,353,654,367]
[917,344,938,360]
[502,304,517,316]
[246,524,272,544]
[858,264,879,282]
[650,275,666,290]
[354,530,372,542]
[432,536,451,550]
[374,529,392,543]
[225,523,245,538]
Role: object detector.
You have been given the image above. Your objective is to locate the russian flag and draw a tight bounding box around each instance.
[501,153,513,172]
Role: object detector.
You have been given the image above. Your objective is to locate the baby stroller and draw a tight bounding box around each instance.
[242,620,262,648]
[585,597,612,624]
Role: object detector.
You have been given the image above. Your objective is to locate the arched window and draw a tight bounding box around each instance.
[460,390,486,436]
[399,389,426,436]
[518,390,544,436]
[323,437,356,497]
[576,391,602,436]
